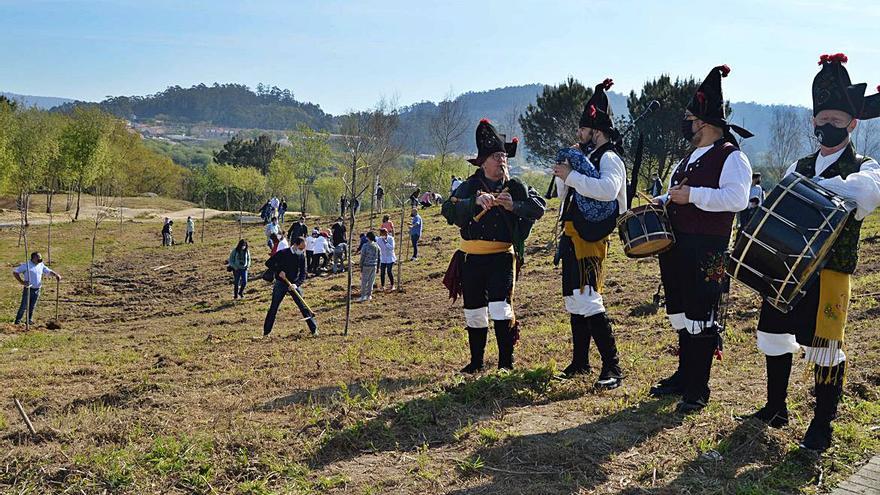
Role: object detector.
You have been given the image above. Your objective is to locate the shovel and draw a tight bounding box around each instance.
[46,278,61,330]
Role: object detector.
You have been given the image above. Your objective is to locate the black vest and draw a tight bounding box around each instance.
[667,140,738,238]
[794,143,871,274]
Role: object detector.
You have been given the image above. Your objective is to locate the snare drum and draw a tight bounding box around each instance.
[727,172,856,313]
[617,204,676,258]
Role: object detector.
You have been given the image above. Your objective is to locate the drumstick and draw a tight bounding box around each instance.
[474,187,509,222]
[636,191,656,205]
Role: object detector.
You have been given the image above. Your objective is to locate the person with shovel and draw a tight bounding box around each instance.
[263,237,317,336]
[12,252,61,326]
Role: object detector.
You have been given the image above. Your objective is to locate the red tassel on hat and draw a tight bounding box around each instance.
[718,64,730,77]
[512,137,519,143]
[819,53,848,65]
[480,118,490,124]
[602,78,614,90]
[876,85,880,92]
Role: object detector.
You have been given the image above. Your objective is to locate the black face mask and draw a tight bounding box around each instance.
[814,123,849,148]
[681,119,696,142]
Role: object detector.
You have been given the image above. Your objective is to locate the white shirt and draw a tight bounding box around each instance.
[311,235,329,254]
[269,197,280,210]
[305,235,316,251]
[275,237,290,252]
[451,179,462,192]
[782,145,880,221]
[13,261,56,289]
[186,219,195,233]
[265,223,280,239]
[658,144,752,213]
[554,147,628,216]
[377,235,397,263]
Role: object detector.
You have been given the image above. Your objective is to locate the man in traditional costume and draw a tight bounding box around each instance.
[442,119,546,372]
[551,78,626,388]
[649,65,754,414]
[743,53,880,452]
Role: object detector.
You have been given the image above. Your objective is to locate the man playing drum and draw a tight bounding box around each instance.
[649,65,754,414]
[742,53,880,452]
[442,119,546,373]
[551,78,626,388]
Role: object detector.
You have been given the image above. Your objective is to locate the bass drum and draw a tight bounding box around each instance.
[617,203,675,258]
[727,172,855,313]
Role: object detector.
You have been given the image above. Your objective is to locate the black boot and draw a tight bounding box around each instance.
[460,327,487,373]
[801,362,845,452]
[677,331,715,414]
[494,320,514,370]
[588,313,622,389]
[745,353,792,427]
[562,314,591,377]
[650,329,687,397]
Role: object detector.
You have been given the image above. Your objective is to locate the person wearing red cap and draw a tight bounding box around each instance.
[742,53,880,452]
[551,78,626,389]
[441,119,545,372]
[649,65,754,414]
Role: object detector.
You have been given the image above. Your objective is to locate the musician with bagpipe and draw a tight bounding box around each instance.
[648,65,754,414]
[742,53,880,452]
[550,78,626,388]
[441,119,546,372]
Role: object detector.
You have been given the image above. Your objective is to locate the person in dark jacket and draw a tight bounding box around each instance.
[288,216,308,240]
[263,237,312,336]
[228,239,251,299]
[442,118,546,372]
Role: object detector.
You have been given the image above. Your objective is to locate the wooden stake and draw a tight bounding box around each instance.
[13,397,37,436]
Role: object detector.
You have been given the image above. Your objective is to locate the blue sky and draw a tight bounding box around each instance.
[2,0,879,114]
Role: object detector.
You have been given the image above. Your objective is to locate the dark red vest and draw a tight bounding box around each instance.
[667,141,737,238]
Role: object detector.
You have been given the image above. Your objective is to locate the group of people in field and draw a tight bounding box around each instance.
[224,204,426,336]
[160,216,195,246]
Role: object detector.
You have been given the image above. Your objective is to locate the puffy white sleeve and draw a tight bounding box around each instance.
[688,150,752,212]
[818,159,880,220]
[563,153,625,202]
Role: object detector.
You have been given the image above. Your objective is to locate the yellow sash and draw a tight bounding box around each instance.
[812,269,850,383]
[563,221,609,293]
[460,240,514,255]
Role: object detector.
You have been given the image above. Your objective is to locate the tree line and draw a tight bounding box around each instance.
[0,96,186,223]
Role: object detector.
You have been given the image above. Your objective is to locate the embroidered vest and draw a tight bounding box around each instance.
[794,144,870,274]
[667,140,738,238]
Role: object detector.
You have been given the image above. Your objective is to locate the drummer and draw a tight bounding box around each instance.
[742,53,880,452]
[552,78,627,387]
[649,64,753,414]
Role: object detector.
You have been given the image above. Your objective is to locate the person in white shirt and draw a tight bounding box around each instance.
[304,229,317,274]
[12,252,61,325]
[376,228,396,290]
[648,64,754,415]
[309,231,330,275]
[269,196,280,217]
[749,173,764,206]
[265,217,280,248]
[185,216,195,244]
[552,77,625,389]
[744,53,880,452]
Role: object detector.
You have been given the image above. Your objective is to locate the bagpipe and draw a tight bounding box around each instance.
[545,100,660,210]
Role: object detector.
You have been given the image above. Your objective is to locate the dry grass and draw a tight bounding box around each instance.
[0,199,878,494]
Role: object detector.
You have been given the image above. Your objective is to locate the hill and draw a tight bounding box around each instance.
[0,92,75,109]
[57,83,336,131]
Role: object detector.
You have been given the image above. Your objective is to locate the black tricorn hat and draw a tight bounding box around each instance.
[813,53,867,118]
[687,64,753,141]
[468,118,518,166]
[861,85,880,120]
[579,78,615,132]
